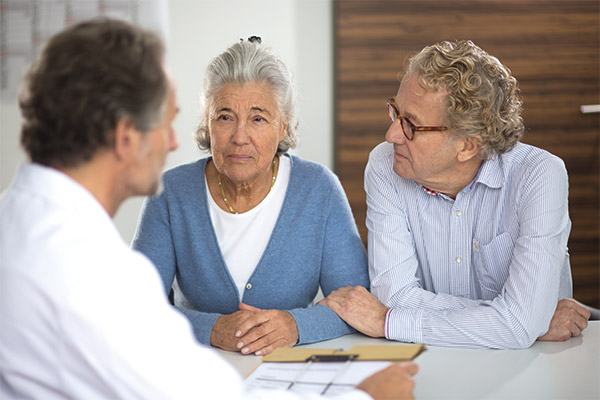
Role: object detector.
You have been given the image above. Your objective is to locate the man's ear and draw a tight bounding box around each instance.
[457,135,481,162]
[113,119,140,162]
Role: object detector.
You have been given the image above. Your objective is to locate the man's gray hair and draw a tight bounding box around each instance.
[406,40,524,159]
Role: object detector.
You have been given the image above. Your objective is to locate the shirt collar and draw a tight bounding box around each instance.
[15,163,112,220]
[420,156,504,197]
[472,156,505,190]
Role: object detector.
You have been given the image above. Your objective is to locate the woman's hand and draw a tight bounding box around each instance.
[210,303,298,355]
[233,303,298,356]
[210,309,257,351]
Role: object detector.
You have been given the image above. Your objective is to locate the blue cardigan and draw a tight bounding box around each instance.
[132,154,369,346]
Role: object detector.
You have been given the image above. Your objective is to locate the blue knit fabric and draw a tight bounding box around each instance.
[132,154,369,346]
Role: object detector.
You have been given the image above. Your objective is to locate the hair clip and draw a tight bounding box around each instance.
[248,36,262,44]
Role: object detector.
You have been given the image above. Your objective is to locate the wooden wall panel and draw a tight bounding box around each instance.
[334,0,599,307]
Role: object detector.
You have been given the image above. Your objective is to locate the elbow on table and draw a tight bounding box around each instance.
[509,335,537,350]
[501,321,544,350]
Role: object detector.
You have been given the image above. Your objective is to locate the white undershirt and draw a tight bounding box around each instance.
[206,156,291,301]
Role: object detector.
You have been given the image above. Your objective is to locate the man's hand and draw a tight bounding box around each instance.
[538,298,591,341]
[233,303,298,356]
[318,285,388,338]
[356,362,418,400]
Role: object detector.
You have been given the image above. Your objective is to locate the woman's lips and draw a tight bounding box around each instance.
[227,154,253,162]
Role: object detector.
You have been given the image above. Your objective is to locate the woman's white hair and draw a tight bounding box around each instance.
[195,39,298,155]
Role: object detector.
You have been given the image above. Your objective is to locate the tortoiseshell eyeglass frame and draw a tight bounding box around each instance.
[386,98,449,140]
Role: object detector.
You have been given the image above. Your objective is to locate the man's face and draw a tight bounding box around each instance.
[385,73,462,190]
[133,72,179,196]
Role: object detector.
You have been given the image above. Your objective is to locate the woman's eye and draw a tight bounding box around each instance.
[254,116,267,123]
[217,114,232,121]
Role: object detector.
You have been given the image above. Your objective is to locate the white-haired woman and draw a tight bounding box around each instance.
[133,37,368,356]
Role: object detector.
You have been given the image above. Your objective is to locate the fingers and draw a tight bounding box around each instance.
[356,362,418,400]
[538,298,591,342]
[238,330,290,356]
[235,311,271,339]
[399,361,419,376]
[557,299,589,336]
[236,322,272,354]
[210,310,257,351]
[320,286,388,338]
[539,326,571,341]
[238,302,261,312]
[234,310,298,355]
[560,298,591,320]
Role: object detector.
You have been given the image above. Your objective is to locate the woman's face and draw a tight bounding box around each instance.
[208,82,287,185]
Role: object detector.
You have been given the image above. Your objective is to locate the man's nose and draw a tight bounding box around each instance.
[385,120,406,144]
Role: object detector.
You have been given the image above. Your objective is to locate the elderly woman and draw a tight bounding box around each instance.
[132,38,368,356]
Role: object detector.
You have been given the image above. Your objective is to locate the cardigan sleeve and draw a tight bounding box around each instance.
[288,172,370,344]
[132,193,177,296]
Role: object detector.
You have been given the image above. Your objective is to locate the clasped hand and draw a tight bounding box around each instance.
[210,303,298,356]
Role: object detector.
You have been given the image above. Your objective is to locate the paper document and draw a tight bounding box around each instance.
[245,360,392,396]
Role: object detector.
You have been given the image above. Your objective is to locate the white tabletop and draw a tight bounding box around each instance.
[216,320,600,399]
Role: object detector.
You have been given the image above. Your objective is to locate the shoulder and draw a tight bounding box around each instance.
[365,142,414,189]
[158,158,209,199]
[142,158,209,213]
[162,158,208,184]
[283,155,352,212]
[288,154,335,178]
[499,142,567,176]
[366,142,397,179]
[368,141,395,164]
[496,143,568,202]
[287,154,340,189]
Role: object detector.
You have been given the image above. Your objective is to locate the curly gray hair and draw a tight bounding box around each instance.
[405,40,524,159]
[195,39,298,155]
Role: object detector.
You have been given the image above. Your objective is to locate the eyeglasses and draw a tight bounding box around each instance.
[386,98,448,141]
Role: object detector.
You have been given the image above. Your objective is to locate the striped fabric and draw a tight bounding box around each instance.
[365,142,573,349]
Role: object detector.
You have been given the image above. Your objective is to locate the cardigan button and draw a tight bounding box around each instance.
[246,283,253,290]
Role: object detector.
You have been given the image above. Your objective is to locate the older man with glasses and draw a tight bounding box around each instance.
[320,40,590,349]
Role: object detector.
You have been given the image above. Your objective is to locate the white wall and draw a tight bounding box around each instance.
[0,0,333,244]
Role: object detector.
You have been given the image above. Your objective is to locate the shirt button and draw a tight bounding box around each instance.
[246,283,252,290]
[456,257,462,263]
[455,210,462,216]
[474,241,480,249]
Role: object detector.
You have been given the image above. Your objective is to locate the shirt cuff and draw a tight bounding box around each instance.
[385,307,424,344]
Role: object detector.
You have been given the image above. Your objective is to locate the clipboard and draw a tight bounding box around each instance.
[261,344,426,363]
[246,344,426,395]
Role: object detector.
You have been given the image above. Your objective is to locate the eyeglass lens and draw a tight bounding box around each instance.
[387,103,397,123]
[401,118,413,140]
[387,102,414,140]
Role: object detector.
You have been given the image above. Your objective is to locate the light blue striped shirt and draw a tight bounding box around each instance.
[365,141,572,349]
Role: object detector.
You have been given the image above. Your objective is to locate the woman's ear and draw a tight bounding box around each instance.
[279,121,288,142]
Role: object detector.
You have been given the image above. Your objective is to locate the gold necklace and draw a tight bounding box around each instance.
[217,158,277,214]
